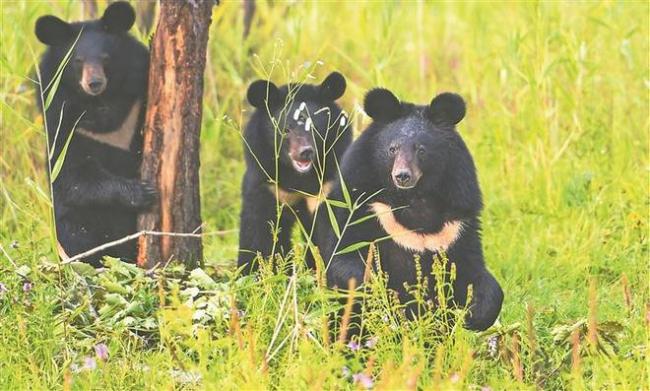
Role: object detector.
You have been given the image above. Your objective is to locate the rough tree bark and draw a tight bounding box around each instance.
[137,0,215,268]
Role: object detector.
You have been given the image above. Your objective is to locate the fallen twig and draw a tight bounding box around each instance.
[60,228,236,265]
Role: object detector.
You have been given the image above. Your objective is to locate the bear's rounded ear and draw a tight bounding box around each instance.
[247,80,282,109]
[318,71,346,101]
[101,1,135,33]
[35,15,73,45]
[364,88,401,122]
[428,92,466,126]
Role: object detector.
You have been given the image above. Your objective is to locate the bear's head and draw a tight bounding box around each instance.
[247,72,348,175]
[35,1,139,97]
[364,88,481,214]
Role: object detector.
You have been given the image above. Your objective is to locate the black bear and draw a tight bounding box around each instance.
[238,72,353,274]
[317,88,503,331]
[35,2,153,266]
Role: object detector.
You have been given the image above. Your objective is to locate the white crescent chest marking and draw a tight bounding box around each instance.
[76,100,142,151]
[267,181,333,214]
[369,202,463,253]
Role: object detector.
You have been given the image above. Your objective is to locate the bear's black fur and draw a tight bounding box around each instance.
[238,72,353,274]
[35,2,153,266]
[317,88,503,331]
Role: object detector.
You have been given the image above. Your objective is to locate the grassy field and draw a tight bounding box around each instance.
[1,1,648,389]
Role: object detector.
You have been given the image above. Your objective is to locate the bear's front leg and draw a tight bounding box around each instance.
[326,253,367,290]
[237,181,293,274]
[463,269,503,331]
[54,160,157,210]
[319,199,381,289]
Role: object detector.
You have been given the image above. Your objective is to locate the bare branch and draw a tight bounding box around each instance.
[61,228,235,265]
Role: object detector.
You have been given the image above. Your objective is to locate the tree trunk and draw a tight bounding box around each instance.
[242,0,255,38]
[137,0,215,268]
[81,0,98,19]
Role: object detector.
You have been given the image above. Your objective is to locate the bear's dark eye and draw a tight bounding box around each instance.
[417,147,426,156]
[389,146,397,155]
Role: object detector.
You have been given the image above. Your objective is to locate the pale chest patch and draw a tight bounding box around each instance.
[267,181,333,214]
[76,100,142,151]
[369,202,463,253]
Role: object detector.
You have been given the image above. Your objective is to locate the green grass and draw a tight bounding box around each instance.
[1,1,648,389]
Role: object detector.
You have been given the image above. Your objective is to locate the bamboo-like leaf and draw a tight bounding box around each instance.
[350,204,407,227]
[325,200,341,239]
[335,241,372,255]
[349,212,377,227]
[327,199,348,209]
[335,157,352,209]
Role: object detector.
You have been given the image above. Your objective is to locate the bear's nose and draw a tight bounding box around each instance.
[88,80,105,93]
[394,170,412,185]
[298,146,314,161]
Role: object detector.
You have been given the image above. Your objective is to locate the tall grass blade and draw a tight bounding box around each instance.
[50,113,84,183]
[44,30,82,110]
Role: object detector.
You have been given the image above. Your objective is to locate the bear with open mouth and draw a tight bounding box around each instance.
[238,72,352,274]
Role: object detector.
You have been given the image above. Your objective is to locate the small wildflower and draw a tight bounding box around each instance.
[94,343,109,361]
[347,340,361,352]
[0,283,7,296]
[365,336,378,349]
[341,366,351,378]
[83,357,97,371]
[352,373,374,389]
[449,373,460,383]
[22,281,32,293]
[487,336,498,358]
[481,386,493,391]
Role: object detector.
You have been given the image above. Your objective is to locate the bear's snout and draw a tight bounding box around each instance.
[80,62,107,96]
[394,170,412,186]
[288,137,315,174]
[392,152,422,189]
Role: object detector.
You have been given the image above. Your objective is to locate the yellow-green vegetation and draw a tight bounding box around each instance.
[1,1,648,389]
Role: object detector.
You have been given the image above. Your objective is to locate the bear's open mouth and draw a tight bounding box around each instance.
[291,158,313,173]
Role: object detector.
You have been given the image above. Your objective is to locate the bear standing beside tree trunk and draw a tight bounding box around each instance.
[35,2,154,266]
